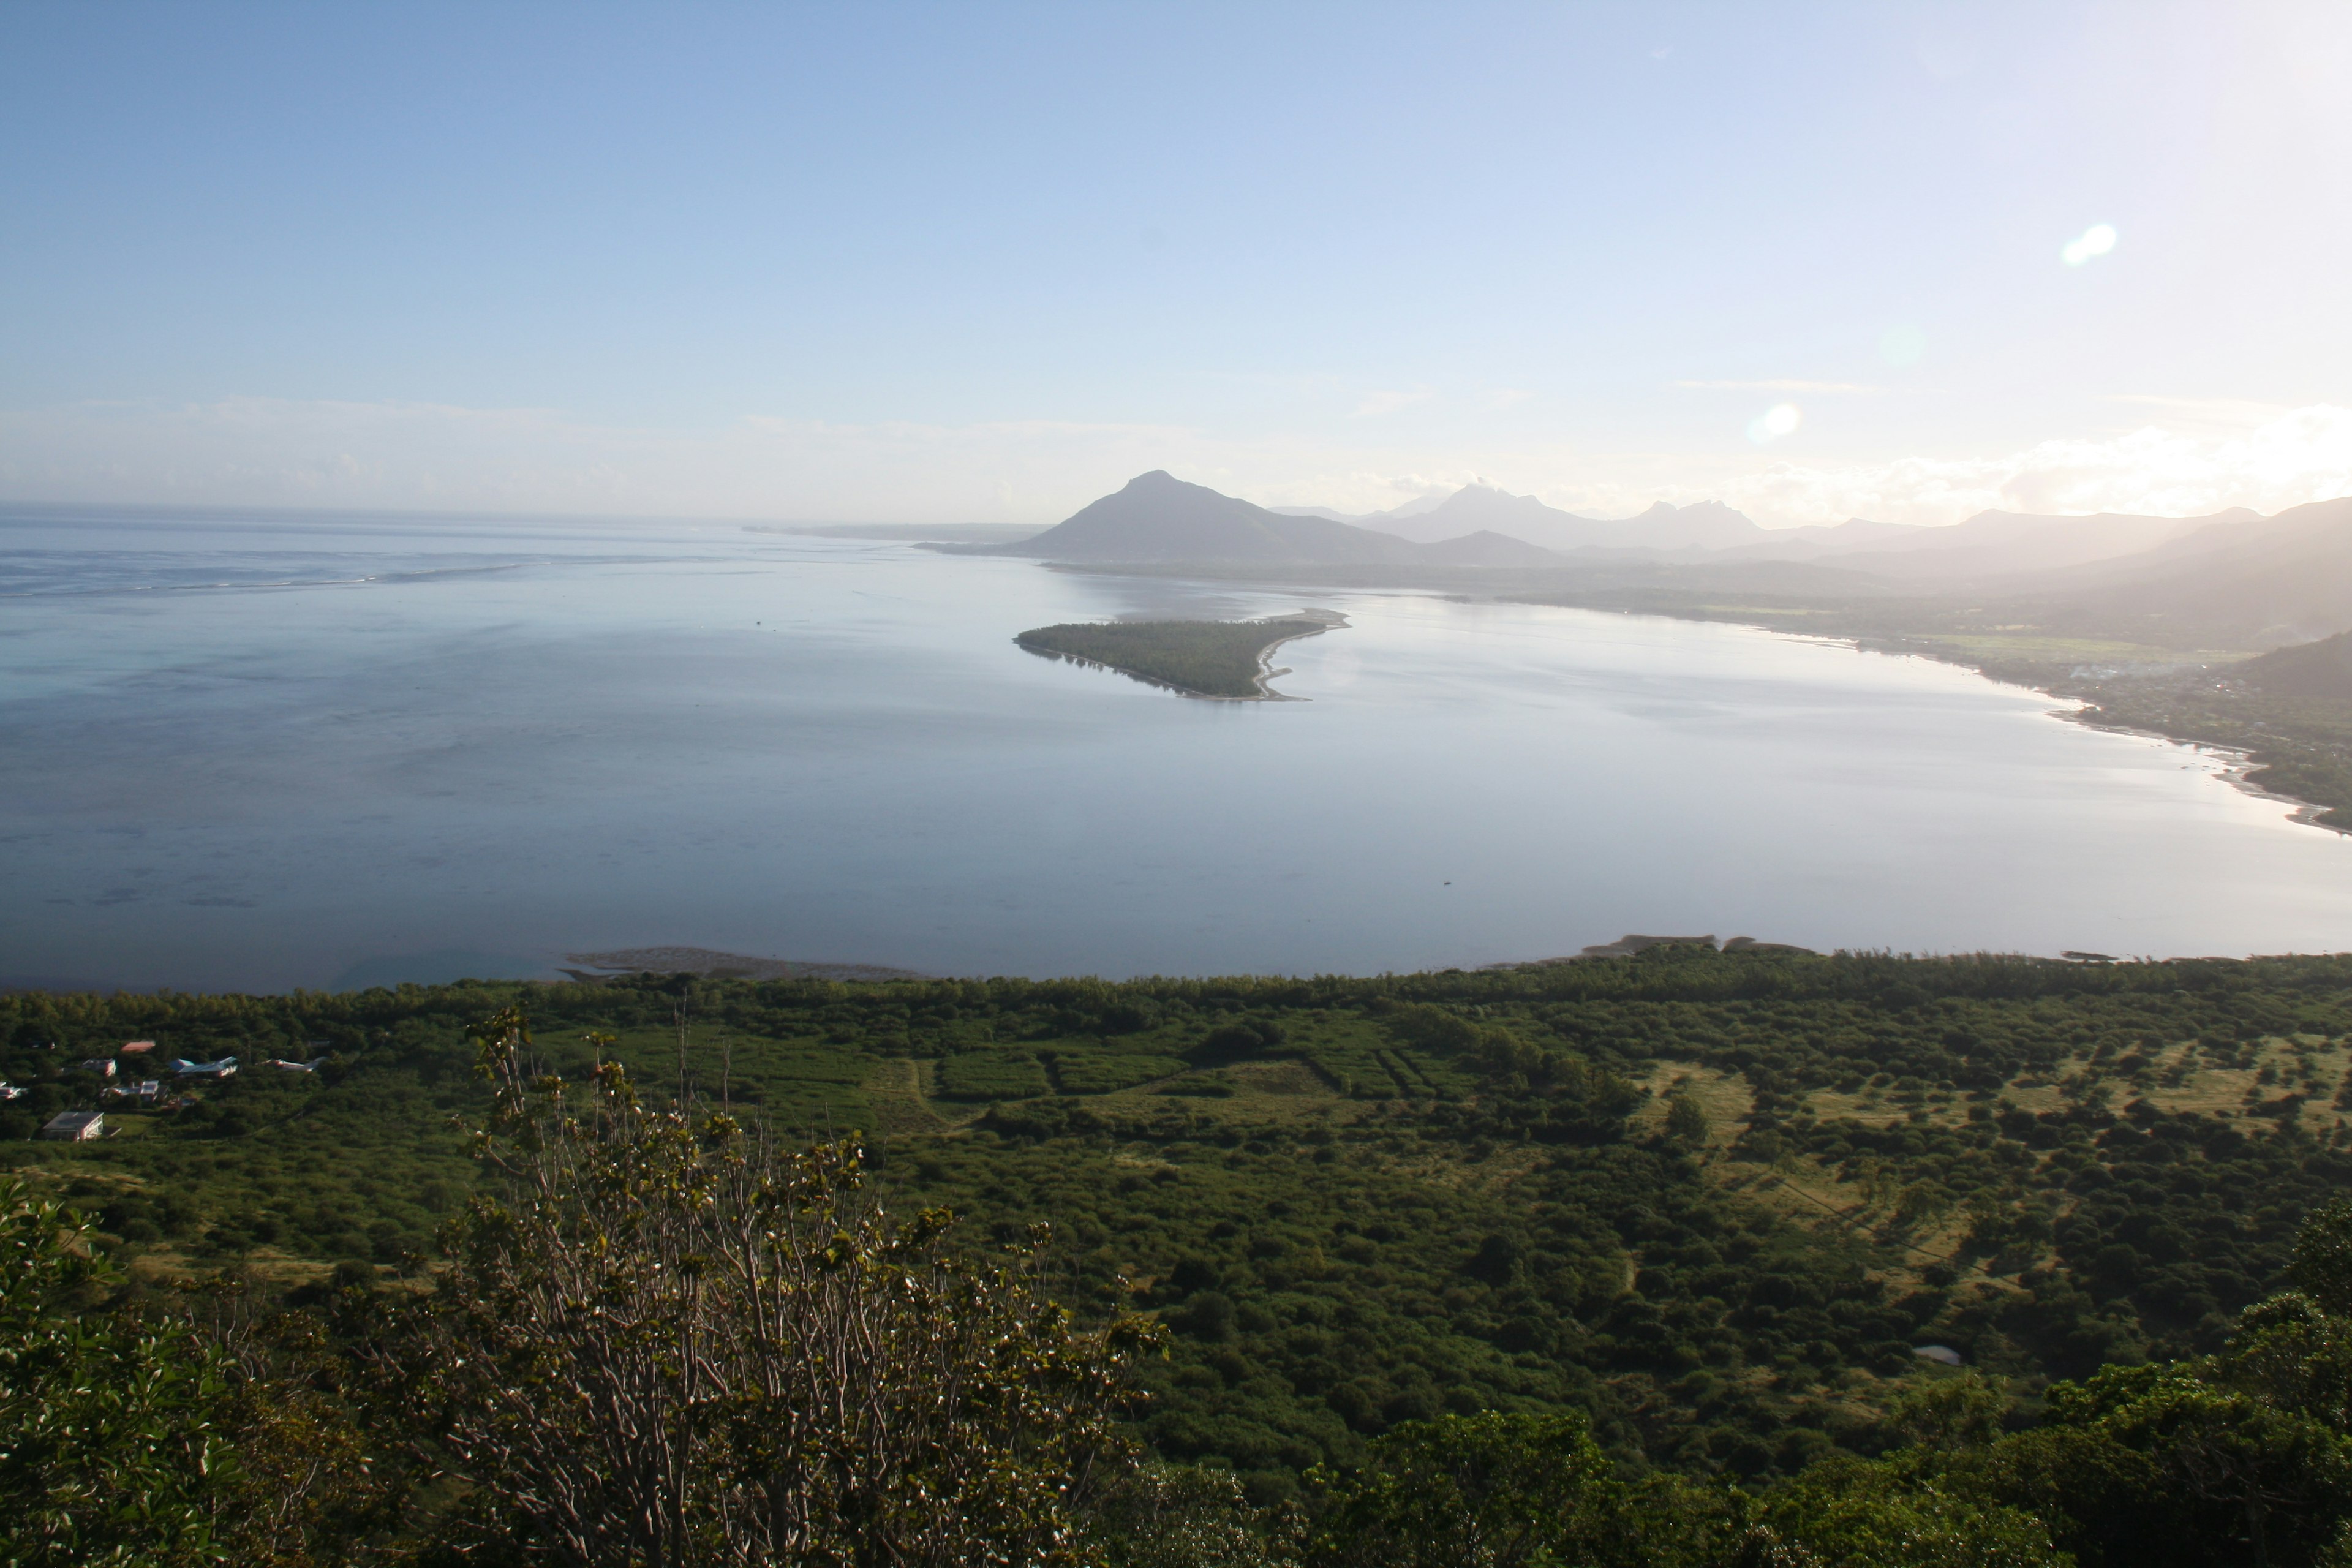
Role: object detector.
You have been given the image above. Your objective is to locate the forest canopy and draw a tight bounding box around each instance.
[11,948,2352,1561]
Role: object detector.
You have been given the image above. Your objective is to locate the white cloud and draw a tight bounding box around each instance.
[1710,404,2352,527]
[1352,387,1432,418]
[2100,394,2294,428]
[1673,379,1885,394]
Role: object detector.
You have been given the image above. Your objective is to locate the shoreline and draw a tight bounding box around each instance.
[1791,630,2352,836]
[2054,712,2347,834]
[1028,555,2349,825]
[1237,609,1348,701]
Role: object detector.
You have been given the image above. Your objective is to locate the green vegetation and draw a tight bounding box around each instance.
[18,949,2352,1560]
[1016,616,1336,698]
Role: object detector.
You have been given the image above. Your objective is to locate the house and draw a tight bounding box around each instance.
[77,1058,117,1079]
[171,1056,239,1079]
[39,1111,104,1142]
[0,1084,23,1102]
[119,1041,157,1055]
[270,1058,325,1073]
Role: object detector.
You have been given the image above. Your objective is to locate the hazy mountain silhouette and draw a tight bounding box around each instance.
[1801,507,2260,582]
[1272,484,2285,582]
[1337,483,1771,552]
[2241,627,2352,698]
[2032,497,2352,647]
[984,472,1562,565]
[1413,529,1560,566]
[1711,517,1928,559]
[987,477,2352,645]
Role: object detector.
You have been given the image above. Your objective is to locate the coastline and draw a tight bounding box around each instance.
[1793,631,2352,836]
[1236,609,1348,701]
[1721,621,2351,834]
[1010,556,2350,827]
[2054,711,2348,834]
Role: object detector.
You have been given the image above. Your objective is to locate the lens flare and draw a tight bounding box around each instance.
[1747,403,1802,444]
[2061,223,2117,266]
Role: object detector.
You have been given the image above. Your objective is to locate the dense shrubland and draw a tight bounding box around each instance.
[12,949,2352,1559]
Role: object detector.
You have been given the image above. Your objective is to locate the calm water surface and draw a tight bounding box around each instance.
[6,505,2351,990]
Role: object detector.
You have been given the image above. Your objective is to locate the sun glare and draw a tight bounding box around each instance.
[1747,402,1803,444]
[2061,222,2118,267]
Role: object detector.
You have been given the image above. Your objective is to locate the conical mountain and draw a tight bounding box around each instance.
[990,472,1555,565]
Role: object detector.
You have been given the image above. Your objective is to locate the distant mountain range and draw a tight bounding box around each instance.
[2022,496,2352,649]
[981,471,2352,649]
[1299,483,2266,580]
[978,471,1558,567]
[1273,486,1765,552]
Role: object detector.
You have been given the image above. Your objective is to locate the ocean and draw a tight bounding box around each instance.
[6,503,2350,991]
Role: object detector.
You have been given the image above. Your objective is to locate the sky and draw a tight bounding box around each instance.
[3,1,2350,529]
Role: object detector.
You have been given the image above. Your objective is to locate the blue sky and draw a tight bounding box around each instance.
[3,2,2349,525]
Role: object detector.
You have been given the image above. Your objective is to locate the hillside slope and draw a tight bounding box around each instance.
[2242,628,2352,699]
[2046,497,2352,648]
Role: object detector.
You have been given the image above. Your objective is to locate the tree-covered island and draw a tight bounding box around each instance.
[1016,614,1344,699]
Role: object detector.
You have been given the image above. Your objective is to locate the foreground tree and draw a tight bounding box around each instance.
[1302,1410,1754,1568]
[1922,1200,2352,1567]
[0,1179,235,1567]
[409,1009,1163,1566]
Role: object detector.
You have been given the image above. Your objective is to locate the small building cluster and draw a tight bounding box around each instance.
[10,1039,297,1141]
[170,1056,238,1079]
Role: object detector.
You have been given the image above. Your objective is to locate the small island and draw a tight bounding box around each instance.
[1014,611,1346,699]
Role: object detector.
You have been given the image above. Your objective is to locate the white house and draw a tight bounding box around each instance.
[39,1111,104,1142]
[171,1057,239,1079]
